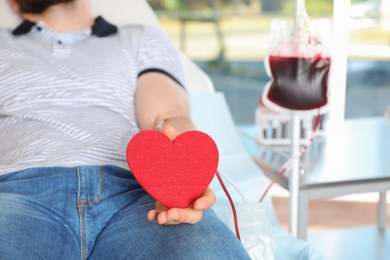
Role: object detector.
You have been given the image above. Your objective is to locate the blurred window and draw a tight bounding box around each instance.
[148,0,390,124]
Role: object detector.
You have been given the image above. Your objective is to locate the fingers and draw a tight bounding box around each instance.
[159,208,204,225]
[148,206,203,225]
[147,187,216,225]
[156,115,196,141]
[147,201,167,222]
[193,187,216,211]
[147,210,158,222]
[161,124,180,142]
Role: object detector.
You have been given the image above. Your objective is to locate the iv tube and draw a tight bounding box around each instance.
[293,0,306,42]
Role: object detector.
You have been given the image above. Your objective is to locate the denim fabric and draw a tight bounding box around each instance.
[0,166,250,260]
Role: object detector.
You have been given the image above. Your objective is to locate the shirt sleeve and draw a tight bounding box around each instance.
[137,26,186,88]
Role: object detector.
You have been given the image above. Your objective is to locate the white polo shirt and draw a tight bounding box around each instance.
[0,16,185,175]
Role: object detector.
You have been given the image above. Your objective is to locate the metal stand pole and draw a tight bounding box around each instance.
[288,0,306,239]
[378,192,387,230]
[289,113,301,237]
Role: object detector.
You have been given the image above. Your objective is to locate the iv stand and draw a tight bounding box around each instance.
[288,0,306,238]
[289,113,301,237]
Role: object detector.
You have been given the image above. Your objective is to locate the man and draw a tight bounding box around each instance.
[0,0,250,259]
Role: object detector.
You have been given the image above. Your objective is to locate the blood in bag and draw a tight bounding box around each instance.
[266,42,331,111]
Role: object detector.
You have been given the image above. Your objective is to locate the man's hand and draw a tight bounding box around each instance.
[146,122,216,225]
[147,186,216,225]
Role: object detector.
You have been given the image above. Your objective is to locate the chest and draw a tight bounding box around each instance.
[0,36,138,110]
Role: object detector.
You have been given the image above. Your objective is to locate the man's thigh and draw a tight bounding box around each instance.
[89,200,250,260]
[0,168,80,260]
[0,198,79,259]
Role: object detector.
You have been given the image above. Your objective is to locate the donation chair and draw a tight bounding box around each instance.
[0,0,325,259]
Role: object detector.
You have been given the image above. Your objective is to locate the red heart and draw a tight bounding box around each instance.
[126,130,219,208]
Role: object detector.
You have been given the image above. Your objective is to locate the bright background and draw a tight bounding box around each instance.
[148,0,390,124]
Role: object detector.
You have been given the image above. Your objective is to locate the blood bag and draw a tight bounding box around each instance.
[226,203,275,260]
[262,15,332,114]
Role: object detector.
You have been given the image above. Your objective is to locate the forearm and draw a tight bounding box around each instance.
[135,72,194,132]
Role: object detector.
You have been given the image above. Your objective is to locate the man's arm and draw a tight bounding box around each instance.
[135,72,192,131]
[135,72,216,225]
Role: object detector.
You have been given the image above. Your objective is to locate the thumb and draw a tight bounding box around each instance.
[162,124,181,142]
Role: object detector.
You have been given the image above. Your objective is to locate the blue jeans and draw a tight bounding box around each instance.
[0,166,250,260]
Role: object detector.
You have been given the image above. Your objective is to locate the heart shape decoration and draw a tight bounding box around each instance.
[126,130,219,209]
